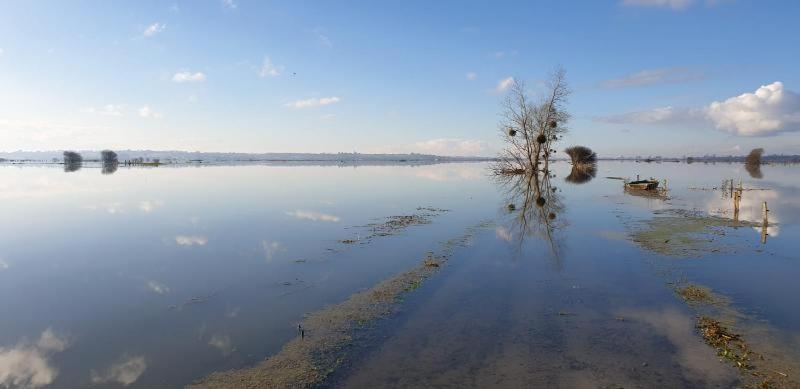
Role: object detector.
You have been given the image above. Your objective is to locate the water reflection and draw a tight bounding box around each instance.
[564,163,597,184]
[102,162,119,175]
[707,187,781,237]
[146,281,170,295]
[619,308,737,385]
[138,200,162,213]
[0,328,68,389]
[495,171,565,256]
[285,210,341,222]
[208,334,235,356]
[262,241,285,262]
[174,235,208,246]
[90,355,147,386]
[63,161,82,173]
[745,162,763,179]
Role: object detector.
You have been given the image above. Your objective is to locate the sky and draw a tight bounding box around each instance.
[1,0,799,157]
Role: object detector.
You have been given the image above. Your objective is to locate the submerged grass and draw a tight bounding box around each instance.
[669,283,798,388]
[339,207,449,245]
[676,284,715,304]
[189,221,485,389]
[629,209,755,257]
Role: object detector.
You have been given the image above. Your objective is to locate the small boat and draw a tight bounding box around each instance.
[625,179,660,190]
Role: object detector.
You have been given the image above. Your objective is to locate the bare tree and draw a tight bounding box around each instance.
[101,150,118,165]
[564,146,596,165]
[494,68,570,175]
[63,151,82,164]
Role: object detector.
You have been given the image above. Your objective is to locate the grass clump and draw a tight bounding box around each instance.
[676,284,712,303]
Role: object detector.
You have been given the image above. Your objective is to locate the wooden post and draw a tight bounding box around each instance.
[761,201,769,244]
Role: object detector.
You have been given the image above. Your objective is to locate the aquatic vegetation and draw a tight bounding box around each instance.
[697,317,754,371]
[676,284,714,304]
[189,224,483,389]
[629,209,754,257]
[339,207,448,245]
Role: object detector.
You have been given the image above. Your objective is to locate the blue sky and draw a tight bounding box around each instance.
[1,0,798,156]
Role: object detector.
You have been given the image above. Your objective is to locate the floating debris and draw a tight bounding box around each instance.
[697,317,753,371]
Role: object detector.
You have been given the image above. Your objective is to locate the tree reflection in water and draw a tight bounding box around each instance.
[64,161,82,172]
[565,163,597,184]
[495,170,566,259]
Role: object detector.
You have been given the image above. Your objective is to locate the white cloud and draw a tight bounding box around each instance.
[414,138,488,156]
[146,281,170,295]
[171,71,206,83]
[208,334,235,356]
[595,106,701,125]
[84,202,125,214]
[601,67,704,88]
[84,104,125,116]
[466,72,477,81]
[259,57,282,77]
[493,50,517,59]
[621,0,694,10]
[313,28,332,48]
[137,106,162,119]
[222,0,237,9]
[706,82,800,136]
[286,210,340,222]
[0,328,69,389]
[174,235,207,246]
[284,96,340,109]
[0,258,8,271]
[90,356,146,386]
[595,82,800,137]
[495,77,514,93]
[262,241,284,262]
[143,22,166,37]
[0,48,4,56]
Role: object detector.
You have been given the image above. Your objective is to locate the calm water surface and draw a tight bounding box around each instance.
[1,161,798,388]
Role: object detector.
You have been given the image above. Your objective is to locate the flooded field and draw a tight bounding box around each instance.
[1,161,799,388]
